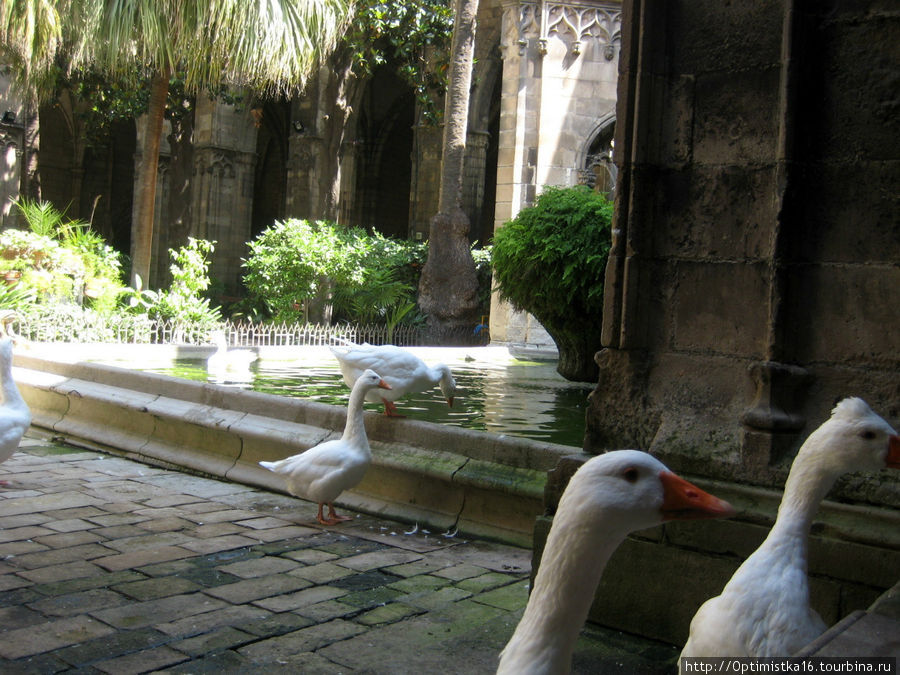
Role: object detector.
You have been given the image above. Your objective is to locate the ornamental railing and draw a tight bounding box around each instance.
[11,308,489,347]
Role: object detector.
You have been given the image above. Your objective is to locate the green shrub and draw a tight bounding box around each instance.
[124,237,222,325]
[491,185,613,381]
[243,219,428,325]
[471,245,493,320]
[331,234,427,326]
[2,198,126,314]
[0,280,36,313]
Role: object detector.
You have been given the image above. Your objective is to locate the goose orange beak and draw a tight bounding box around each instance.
[378,379,392,390]
[887,434,900,469]
[659,471,735,521]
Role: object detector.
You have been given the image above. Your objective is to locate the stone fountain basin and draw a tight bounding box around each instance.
[13,344,579,547]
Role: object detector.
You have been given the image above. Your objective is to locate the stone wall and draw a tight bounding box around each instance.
[564,0,900,645]
[591,0,899,487]
[0,74,23,226]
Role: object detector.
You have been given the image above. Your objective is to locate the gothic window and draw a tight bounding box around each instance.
[579,121,616,199]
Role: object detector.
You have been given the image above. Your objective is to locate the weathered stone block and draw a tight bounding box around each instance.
[665,0,783,75]
[790,265,899,366]
[671,260,769,356]
[591,536,741,644]
[691,67,781,166]
[652,166,777,260]
[813,16,899,162]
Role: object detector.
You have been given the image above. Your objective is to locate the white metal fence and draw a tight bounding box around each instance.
[14,310,489,347]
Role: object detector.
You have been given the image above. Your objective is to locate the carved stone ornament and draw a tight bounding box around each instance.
[195,151,236,178]
[509,0,621,58]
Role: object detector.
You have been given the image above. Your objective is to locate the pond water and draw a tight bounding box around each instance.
[141,347,592,448]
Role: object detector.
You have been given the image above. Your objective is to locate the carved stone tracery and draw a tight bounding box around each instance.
[513,1,621,57]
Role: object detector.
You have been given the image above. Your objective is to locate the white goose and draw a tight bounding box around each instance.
[497,450,735,675]
[207,331,257,376]
[329,343,457,417]
[681,397,900,661]
[0,336,31,486]
[259,369,390,525]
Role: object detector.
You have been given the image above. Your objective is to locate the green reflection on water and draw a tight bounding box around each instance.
[146,358,592,448]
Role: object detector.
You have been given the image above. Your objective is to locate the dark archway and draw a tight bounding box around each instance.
[354,66,414,237]
[252,100,290,239]
[580,117,616,199]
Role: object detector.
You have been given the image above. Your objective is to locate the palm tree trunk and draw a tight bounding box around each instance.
[417,0,480,340]
[130,69,170,288]
[21,103,40,202]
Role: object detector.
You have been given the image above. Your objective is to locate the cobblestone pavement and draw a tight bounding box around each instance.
[0,432,678,674]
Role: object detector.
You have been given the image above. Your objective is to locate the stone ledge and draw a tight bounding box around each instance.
[13,351,569,548]
[796,580,900,658]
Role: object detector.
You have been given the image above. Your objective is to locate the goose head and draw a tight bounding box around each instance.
[437,366,457,408]
[0,310,21,344]
[560,450,735,536]
[802,397,900,475]
[358,369,392,393]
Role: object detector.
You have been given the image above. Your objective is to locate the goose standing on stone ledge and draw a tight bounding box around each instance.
[329,343,457,417]
[0,336,31,486]
[497,450,735,675]
[680,397,900,662]
[259,369,391,525]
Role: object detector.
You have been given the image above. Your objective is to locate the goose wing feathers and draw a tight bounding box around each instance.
[330,345,432,399]
[262,439,369,505]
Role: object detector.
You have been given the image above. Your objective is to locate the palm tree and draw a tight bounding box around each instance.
[417,0,481,339]
[75,0,351,288]
[3,0,351,288]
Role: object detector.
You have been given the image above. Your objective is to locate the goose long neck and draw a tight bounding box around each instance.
[342,384,370,443]
[427,364,447,385]
[1,352,26,410]
[499,513,624,673]
[767,447,837,548]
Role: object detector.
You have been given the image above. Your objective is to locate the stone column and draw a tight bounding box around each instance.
[0,125,23,227]
[190,96,258,295]
[409,123,443,241]
[0,72,25,224]
[489,0,621,350]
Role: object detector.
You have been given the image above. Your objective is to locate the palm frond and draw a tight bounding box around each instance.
[0,0,64,100]
[67,0,352,97]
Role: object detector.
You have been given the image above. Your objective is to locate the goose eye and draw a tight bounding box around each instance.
[861,430,877,440]
[622,467,639,483]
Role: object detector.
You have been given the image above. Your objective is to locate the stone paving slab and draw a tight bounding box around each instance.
[0,433,679,674]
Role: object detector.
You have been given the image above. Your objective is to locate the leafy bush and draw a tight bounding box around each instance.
[1,199,125,313]
[124,238,222,325]
[471,245,493,320]
[0,280,36,313]
[491,186,613,381]
[243,219,427,325]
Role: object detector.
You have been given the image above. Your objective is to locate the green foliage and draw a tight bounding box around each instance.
[345,0,453,125]
[0,280,37,313]
[2,198,125,313]
[471,245,493,318]
[242,219,428,325]
[69,68,243,148]
[12,197,59,236]
[333,267,415,325]
[124,238,222,325]
[491,186,613,326]
[243,219,365,322]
